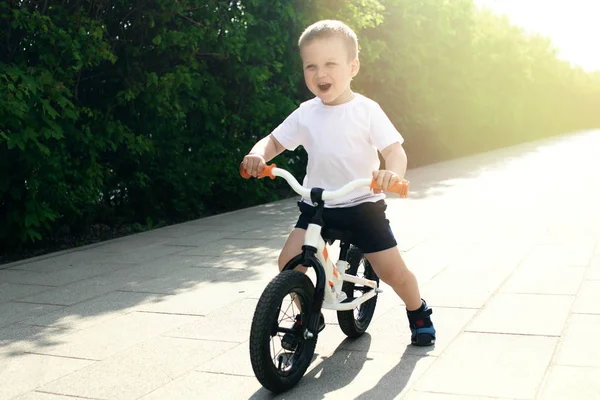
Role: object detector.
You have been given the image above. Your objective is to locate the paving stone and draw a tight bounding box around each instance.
[519,244,595,269]
[10,245,185,271]
[196,341,256,377]
[17,258,197,306]
[205,236,289,270]
[466,293,574,336]
[555,314,600,367]
[538,365,600,399]
[21,290,157,330]
[135,253,223,270]
[134,277,270,316]
[0,302,63,329]
[16,266,159,306]
[30,311,199,360]
[420,264,513,308]
[340,306,477,357]
[225,224,295,240]
[165,297,258,342]
[196,217,292,233]
[210,254,280,270]
[445,241,531,272]
[403,392,515,400]
[501,266,586,295]
[88,236,173,253]
[537,231,599,247]
[12,391,81,400]
[572,280,600,314]
[401,241,474,284]
[0,353,94,400]
[174,238,282,257]
[132,223,215,238]
[0,283,55,304]
[38,336,236,400]
[414,332,557,399]
[587,255,600,280]
[138,371,262,400]
[89,245,190,264]
[119,264,239,294]
[425,224,487,245]
[0,323,75,359]
[0,262,131,287]
[490,228,554,248]
[4,251,136,272]
[162,229,245,247]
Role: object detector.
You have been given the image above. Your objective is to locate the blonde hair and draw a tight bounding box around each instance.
[298,20,359,60]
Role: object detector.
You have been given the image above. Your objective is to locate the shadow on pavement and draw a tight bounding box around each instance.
[248,335,426,400]
[248,335,372,400]
[0,201,300,357]
[354,346,427,400]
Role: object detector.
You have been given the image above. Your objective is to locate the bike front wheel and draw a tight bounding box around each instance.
[249,269,318,393]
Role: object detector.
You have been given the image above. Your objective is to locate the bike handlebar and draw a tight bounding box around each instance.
[240,163,409,199]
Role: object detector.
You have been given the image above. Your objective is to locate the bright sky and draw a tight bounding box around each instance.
[475,0,600,72]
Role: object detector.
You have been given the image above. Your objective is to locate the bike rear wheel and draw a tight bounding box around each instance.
[249,270,318,393]
[337,245,379,338]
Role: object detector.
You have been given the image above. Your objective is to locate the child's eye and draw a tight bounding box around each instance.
[305,65,316,70]
[326,62,337,67]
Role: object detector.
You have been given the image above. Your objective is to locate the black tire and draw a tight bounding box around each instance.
[249,270,318,393]
[337,245,379,338]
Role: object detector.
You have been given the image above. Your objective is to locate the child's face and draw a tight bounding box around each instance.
[301,36,359,105]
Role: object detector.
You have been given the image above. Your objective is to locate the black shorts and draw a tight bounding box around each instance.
[294,200,397,254]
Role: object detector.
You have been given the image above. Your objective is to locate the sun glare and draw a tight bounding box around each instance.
[475,0,600,72]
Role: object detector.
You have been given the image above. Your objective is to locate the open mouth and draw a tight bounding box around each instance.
[317,83,332,92]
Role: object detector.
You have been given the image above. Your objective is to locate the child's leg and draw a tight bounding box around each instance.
[364,247,421,310]
[365,246,435,346]
[278,228,307,273]
[348,200,434,346]
[277,228,307,312]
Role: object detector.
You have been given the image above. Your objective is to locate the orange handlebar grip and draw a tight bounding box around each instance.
[371,179,409,198]
[239,163,277,180]
[258,164,276,179]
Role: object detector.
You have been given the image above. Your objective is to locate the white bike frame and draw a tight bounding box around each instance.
[265,166,390,311]
[304,221,381,311]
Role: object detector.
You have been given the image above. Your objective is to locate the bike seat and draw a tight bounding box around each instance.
[321,228,353,244]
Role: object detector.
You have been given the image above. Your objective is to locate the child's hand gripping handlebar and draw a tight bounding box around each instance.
[239,163,409,198]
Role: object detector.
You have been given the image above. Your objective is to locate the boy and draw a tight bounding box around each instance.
[242,20,435,346]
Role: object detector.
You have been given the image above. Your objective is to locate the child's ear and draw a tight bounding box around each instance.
[351,58,360,77]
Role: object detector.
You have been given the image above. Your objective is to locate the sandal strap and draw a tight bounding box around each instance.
[407,307,432,321]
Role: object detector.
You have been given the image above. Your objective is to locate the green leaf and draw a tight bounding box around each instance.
[41,100,59,118]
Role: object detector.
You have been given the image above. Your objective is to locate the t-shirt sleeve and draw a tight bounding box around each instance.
[369,103,404,151]
[271,108,303,151]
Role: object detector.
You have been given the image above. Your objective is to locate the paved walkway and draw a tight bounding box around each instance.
[1,130,600,400]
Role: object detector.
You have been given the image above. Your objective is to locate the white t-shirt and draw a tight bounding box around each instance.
[272,93,404,207]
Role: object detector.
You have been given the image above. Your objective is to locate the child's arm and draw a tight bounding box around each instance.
[242,134,285,177]
[373,142,407,190]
